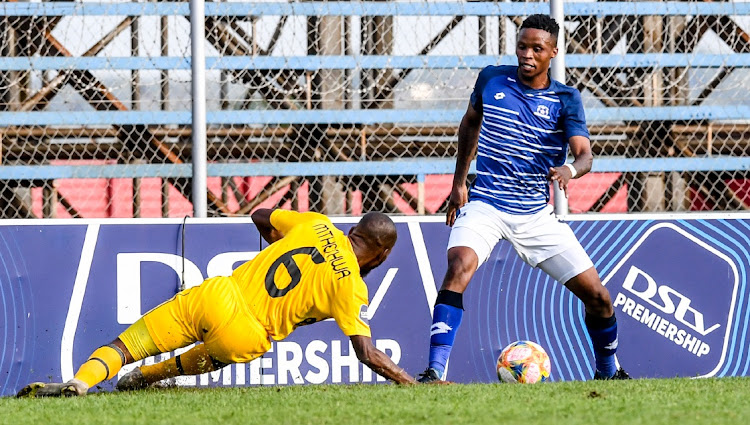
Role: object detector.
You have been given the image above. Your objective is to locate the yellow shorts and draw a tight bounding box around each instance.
[141,276,271,364]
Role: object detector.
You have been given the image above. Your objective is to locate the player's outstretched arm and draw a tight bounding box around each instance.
[350,335,416,385]
[251,208,283,244]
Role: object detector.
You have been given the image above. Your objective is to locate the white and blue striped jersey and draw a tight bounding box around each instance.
[468,65,589,215]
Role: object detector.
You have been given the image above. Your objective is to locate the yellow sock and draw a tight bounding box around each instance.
[140,344,219,384]
[74,345,126,388]
[176,344,222,375]
[140,357,180,383]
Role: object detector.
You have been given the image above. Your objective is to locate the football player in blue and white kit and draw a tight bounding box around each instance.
[417,14,629,382]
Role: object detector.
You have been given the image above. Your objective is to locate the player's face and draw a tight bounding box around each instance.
[515,28,558,85]
[360,248,391,278]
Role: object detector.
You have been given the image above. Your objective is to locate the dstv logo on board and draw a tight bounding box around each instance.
[619,265,720,337]
[602,223,739,378]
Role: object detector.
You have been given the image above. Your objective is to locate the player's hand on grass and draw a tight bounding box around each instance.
[547,166,572,198]
[446,185,469,226]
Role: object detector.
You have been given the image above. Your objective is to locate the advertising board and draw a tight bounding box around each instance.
[1,215,749,396]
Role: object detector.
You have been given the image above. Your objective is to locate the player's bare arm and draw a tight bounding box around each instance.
[547,135,593,198]
[448,102,483,226]
[251,208,283,244]
[350,335,417,385]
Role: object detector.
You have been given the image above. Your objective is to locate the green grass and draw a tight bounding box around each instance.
[4,377,750,425]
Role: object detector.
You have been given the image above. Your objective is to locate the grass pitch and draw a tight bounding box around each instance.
[3,377,749,425]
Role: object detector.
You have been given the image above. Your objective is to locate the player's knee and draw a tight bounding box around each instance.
[446,249,478,279]
[110,338,136,364]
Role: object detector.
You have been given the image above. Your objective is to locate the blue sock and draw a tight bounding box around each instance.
[585,313,618,377]
[428,292,464,376]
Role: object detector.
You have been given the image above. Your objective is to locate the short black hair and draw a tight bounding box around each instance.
[357,212,397,249]
[519,14,560,41]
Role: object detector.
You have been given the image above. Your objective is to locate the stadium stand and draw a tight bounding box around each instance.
[1,1,749,217]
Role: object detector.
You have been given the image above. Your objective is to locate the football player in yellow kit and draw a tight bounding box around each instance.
[17,208,416,397]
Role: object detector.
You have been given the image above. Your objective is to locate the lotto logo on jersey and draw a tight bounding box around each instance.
[602,223,739,378]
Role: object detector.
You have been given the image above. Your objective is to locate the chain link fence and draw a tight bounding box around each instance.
[1,1,749,218]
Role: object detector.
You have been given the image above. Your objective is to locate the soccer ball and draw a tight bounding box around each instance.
[496,340,551,384]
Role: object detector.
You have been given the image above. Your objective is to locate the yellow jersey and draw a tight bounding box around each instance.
[232,210,371,341]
